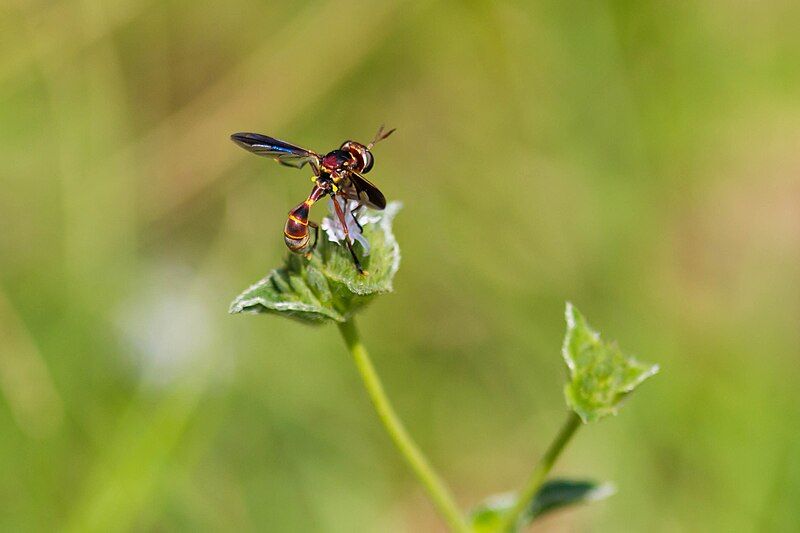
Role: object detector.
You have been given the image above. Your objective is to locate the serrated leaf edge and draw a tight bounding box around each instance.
[228,270,345,320]
[562,302,660,381]
[562,302,660,423]
[228,271,276,314]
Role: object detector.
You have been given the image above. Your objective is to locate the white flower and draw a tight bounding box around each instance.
[321,197,380,255]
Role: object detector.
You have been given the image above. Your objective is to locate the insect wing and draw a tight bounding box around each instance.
[342,171,386,210]
[230,132,320,169]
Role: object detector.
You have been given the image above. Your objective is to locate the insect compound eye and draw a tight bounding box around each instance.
[362,151,374,173]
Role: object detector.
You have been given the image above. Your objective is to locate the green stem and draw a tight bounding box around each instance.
[337,318,469,533]
[497,412,582,531]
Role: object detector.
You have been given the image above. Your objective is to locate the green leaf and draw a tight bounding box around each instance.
[469,479,615,532]
[229,202,402,324]
[527,478,615,520]
[562,303,659,423]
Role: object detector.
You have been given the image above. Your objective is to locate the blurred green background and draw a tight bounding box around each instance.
[2,0,800,531]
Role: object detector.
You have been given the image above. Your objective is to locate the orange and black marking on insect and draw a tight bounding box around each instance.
[230,125,394,274]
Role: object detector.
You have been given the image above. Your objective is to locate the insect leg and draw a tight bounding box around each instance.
[304,220,319,259]
[332,196,365,275]
[350,203,364,233]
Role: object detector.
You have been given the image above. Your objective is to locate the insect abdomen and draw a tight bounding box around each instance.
[284,202,311,253]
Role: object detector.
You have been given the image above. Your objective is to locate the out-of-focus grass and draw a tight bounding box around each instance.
[1,1,799,531]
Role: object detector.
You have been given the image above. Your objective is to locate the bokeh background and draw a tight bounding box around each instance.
[2,0,799,531]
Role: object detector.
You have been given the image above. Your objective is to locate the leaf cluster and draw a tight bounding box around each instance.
[230,202,402,323]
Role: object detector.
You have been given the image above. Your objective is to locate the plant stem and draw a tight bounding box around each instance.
[497,412,582,531]
[337,318,469,533]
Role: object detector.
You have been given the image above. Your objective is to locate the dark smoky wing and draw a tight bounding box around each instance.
[342,171,387,210]
[230,132,320,169]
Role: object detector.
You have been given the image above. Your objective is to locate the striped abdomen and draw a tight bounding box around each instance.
[284,202,311,252]
[284,184,326,253]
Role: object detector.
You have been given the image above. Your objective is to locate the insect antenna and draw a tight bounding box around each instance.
[367,124,396,150]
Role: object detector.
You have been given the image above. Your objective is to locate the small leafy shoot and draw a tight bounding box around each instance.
[229,202,401,324]
[562,303,659,423]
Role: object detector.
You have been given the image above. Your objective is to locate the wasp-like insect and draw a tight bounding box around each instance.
[230,126,394,274]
